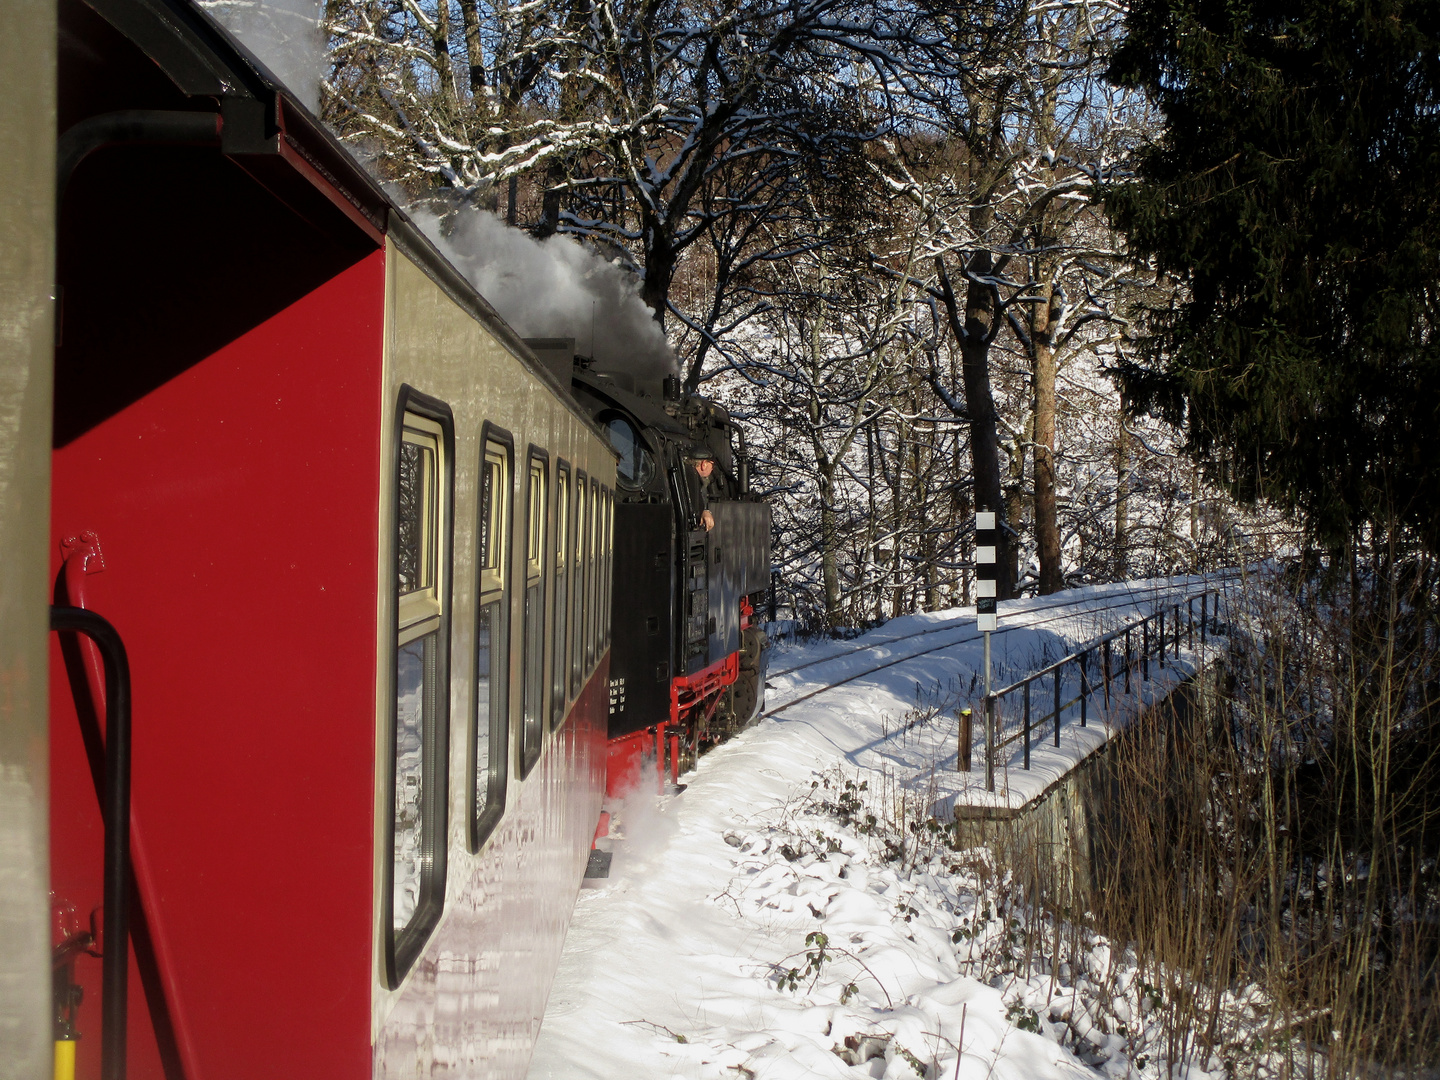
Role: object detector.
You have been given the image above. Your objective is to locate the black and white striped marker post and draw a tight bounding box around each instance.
[975,511,997,791]
[975,511,997,632]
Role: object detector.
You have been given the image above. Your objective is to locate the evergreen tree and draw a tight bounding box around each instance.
[1106,0,1440,551]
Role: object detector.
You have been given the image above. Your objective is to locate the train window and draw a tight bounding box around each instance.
[551,462,571,727]
[387,389,454,989]
[471,429,512,852]
[605,414,656,490]
[519,449,548,778]
[571,472,587,697]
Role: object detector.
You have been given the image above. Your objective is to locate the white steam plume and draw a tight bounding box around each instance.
[411,207,677,382]
[196,3,676,380]
[198,0,324,114]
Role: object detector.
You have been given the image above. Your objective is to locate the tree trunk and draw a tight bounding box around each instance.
[1005,444,1025,593]
[457,0,486,98]
[536,159,565,238]
[1115,406,1130,579]
[935,249,1011,598]
[644,209,677,341]
[866,419,883,622]
[888,435,905,619]
[431,0,454,104]
[819,458,840,629]
[1033,280,1063,593]
[808,306,841,630]
[1190,467,1200,542]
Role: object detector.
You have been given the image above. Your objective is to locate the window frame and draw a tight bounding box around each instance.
[384,386,455,991]
[602,411,657,491]
[469,423,513,853]
[518,446,550,779]
[570,472,587,698]
[584,476,597,670]
[592,477,603,664]
[551,460,572,728]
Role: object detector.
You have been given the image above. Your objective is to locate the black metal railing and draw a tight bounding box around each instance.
[51,606,132,1080]
[970,589,1221,792]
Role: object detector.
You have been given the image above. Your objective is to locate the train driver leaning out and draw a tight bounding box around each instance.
[686,445,716,532]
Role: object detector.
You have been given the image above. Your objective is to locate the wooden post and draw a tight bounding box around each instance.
[958,708,972,771]
[1125,628,1132,693]
[1142,620,1150,680]
[985,695,996,792]
[1079,652,1088,727]
[1053,667,1061,746]
[1023,681,1031,770]
[1103,639,1111,710]
[1158,609,1165,669]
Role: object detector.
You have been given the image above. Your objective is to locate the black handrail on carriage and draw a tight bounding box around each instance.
[974,589,1219,792]
[56,110,222,208]
[51,605,132,1080]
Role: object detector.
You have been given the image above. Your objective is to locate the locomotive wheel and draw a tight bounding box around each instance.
[726,625,768,729]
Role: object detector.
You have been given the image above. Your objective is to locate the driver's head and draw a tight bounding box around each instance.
[687,446,715,478]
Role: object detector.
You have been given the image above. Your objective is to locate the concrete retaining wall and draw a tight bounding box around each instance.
[950,660,1227,906]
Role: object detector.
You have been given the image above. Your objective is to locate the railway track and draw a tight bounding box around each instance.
[761,578,1233,720]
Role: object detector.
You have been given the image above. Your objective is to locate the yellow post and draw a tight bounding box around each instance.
[53,1039,77,1080]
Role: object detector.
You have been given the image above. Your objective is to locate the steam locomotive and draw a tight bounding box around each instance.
[0,0,769,1077]
[539,347,773,795]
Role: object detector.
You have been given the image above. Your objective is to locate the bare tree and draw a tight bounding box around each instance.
[323,0,969,334]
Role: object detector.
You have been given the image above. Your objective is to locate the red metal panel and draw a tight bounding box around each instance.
[49,250,386,1079]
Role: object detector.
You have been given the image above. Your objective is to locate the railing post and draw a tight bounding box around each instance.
[1103,639,1111,710]
[1079,651,1088,727]
[1187,597,1194,651]
[985,694,996,792]
[1142,620,1150,680]
[1158,609,1165,669]
[1053,666,1061,746]
[1023,681,1031,770]
[1124,628,1132,693]
[1174,604,1181,659]
[1202,591,1209,646]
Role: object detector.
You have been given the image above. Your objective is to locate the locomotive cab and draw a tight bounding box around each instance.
[557,357,772,795]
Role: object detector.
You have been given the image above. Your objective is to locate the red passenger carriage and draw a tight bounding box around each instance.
[44,0,614,1075]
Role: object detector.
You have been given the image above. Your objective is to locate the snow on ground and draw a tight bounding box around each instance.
[527,576,1236,1080]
